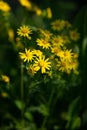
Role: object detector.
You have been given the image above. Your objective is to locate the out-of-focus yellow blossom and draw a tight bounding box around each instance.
[46,71,52,78]
[33,49,43,57]
[36,38,51,49]
[57,59,72,74]
[51,36,64,48]
[1,92,8,98]
[19,48,34,62]
[33,55,51,73]
[39,29,52,40]
[19,0,32,9]
[69,29,80,41]
[61,35,70,44]
[34,6,42,16]
[8,29,14,41]
[17,25,32,39]
[51,20,72,31]
[46,7,52,18]
[51,46,60,56]
[0,1,11,12]
[1,75,10,83]
[28,64,37,76]
[51,20,66,31]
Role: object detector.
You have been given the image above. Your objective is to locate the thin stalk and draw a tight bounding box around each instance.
[20,62,24,130]
[40,86,55,130]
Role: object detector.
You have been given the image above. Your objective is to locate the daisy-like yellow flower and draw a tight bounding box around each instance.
[51,20,66,31]
[8,29,14,41]
[34,6,42,16]
[0,1,11,12]
[17,25,32,39]
[28,64,37,76]
[51,36,64,48]
[57,59,71,74]
[1,75,10,83]
[19,48,34,62]
[39,29,52,40]
[33,55,51,73]
[19,0,32,9]
[69,29,80,41]
[33,49,43,57]
[36,38,51,49]
[46,7,52,18]
[61,35,70,44]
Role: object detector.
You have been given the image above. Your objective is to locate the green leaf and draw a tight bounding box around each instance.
[24,112,33,121]
[71,117,81,130]
[14,100,25,110]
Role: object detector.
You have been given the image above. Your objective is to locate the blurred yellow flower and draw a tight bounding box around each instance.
[46,7,52,18]
[33,55,51,73]
[28,64,37,76]
[19,0,32,9]
[19,48,34,62]
[1,92,8,98]
[51,20,65,31]
[36,38,51,49]
[17,25,32,39]
[34,6,42,16]
[69,29,80,41]
[1,75,10,83]
[8,29,14,41]
[0,1,11,12]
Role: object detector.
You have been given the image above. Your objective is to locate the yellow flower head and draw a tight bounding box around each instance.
[1,75,10,83]
[33,49,43,57]
[51,36,64,48]
[19,0,32,9]
[19,48,34,62]
[69,29,80,41]
[8,29,14,41]
[0,1,11,12]
[36,38,51,49]
[51,20,65,31]
[17,25,32,39]
[33,55,51,74]
[46,7,52,18]
[39,29,52,40]
[34,6,42,16]
[28,64,37,76]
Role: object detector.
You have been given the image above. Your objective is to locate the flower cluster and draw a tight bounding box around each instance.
[17,20,80,77]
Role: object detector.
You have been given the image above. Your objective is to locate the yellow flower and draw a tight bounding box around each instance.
[33,49,43,57]
[1,75,10,83]
[39,29,52,40]
[0,1,11,12]
[69,29,80,41]
[34,6,42,16]
[19,0,32,9]
[36,38,51,49]
[17,25,32,39]
[61,35,70,44]
[51,36,64,48]
[57,59,71,74]
[19,48,34,62]
[28,64,37,76]
[8,29,14,41]
[51,20,65,31]
[33,55,51,73]
[46,7,52,18]
[1,92,8,98]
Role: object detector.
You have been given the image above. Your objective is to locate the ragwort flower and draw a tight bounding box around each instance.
[17,25,32,39]
[33,55,51,73]
[19,48,34,62]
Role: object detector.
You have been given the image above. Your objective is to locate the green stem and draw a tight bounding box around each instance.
[20,62,24,130]
[40,86,55,130]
